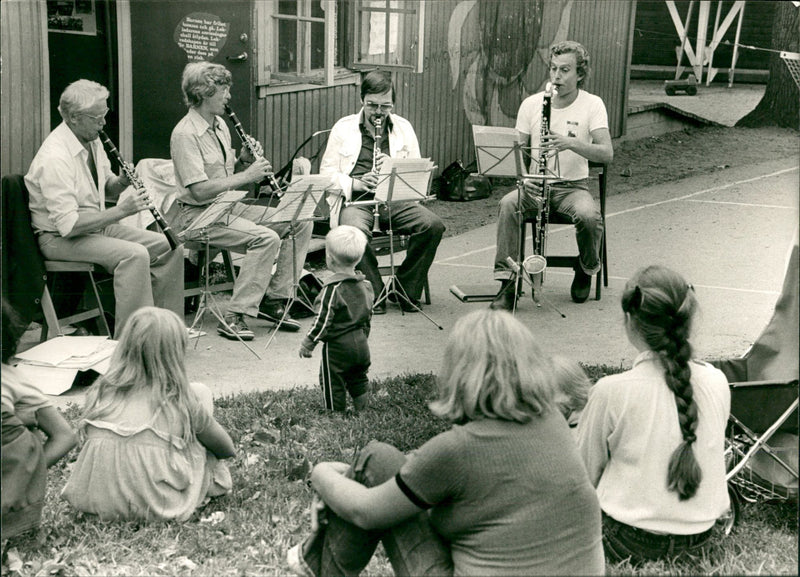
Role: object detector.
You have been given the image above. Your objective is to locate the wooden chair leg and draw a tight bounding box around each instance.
[40,285,61,341]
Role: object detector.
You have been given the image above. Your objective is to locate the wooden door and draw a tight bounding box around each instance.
[129,1,252,161]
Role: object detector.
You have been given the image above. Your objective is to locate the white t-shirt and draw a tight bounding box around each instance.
[515,90,608,181]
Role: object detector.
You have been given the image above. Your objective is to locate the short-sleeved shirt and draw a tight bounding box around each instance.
[515,90,608,181]
[396,415,605,576]
[25,122,112,236]
[171,108,236,206]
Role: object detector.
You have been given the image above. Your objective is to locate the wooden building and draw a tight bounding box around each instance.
[2,0,635,178]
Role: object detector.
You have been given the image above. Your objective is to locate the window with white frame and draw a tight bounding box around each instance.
[256,0,424,89]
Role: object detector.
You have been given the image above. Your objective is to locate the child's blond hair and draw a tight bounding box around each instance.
[551,355,590,419]
[326,225,367,267]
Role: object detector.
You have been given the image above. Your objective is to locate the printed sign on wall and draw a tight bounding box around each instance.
[174,12,230,61]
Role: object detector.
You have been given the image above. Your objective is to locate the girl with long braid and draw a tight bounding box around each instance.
[577,265,731,564]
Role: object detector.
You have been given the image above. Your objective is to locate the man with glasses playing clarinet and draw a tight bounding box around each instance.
[320,71,445,314]
[25,79,184,337]
[171,61,312,341]
[491,41,613,310]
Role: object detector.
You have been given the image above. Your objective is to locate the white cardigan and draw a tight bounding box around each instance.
[320,110,421,226]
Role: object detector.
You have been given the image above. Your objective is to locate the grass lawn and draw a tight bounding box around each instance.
[2,367,797,576]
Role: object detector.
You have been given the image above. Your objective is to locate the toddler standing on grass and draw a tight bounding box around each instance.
[2,299,77,540]
[299,225,373,412]
[62,307,236,522]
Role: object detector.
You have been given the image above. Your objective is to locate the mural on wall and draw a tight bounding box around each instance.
[448,0,574,126]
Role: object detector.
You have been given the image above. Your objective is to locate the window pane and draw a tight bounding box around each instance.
[278,0,298,16]
[310,21,325,69]
[278,19,298,73]
[311,0,324,19]
[353,0,421,70]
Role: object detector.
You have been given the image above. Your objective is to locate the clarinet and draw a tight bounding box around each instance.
[529,82,557,276]
[371,116,383,233]
[98,131,181,250]
[223,105,282,192]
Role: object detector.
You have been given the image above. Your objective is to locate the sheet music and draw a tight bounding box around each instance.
[374,158,434,202]
[182,189,248,234]
[268,175,339,223]
[472,125,524,178]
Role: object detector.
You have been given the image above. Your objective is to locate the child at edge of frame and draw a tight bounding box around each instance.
[299,225,374,412]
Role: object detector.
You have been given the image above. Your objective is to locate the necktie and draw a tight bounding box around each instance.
[87,146,99,189]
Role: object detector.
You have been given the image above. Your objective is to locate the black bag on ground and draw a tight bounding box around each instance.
[436,160,491,202]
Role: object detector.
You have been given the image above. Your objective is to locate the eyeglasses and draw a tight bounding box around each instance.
[82,110,109,122]
[364,101,394,112]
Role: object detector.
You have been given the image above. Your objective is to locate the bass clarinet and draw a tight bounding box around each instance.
[223,105,283,192]
[98,131,181,250]
[526,81,557,278]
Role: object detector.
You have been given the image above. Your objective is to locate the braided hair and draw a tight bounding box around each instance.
[621,266,701,500]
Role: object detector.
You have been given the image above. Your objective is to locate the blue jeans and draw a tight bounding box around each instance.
[601,513,713,566]
[339,203,444,301]
[493,180,603,280]
[299,441,453,577]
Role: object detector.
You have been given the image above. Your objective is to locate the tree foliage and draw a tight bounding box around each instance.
[737,2,799,129]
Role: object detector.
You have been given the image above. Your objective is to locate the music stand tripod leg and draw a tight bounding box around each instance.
[263,223,302,351]
[379,202,443,330]
[190,231,262,359]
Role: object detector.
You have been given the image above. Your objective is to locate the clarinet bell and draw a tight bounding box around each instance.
[372,208,381,233]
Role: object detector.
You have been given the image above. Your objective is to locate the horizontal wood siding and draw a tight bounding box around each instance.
[1,0,48,177]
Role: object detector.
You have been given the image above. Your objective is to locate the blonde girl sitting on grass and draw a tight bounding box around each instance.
[62,307,235,521]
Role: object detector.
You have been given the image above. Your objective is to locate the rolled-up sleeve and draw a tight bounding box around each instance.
[29,155,82,237]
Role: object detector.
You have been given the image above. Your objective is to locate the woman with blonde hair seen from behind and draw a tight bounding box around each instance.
[288,309,604,576]
[577,265,730,565]
[63,307,235,521]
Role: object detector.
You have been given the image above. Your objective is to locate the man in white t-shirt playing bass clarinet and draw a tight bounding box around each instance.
[491,41,614,310]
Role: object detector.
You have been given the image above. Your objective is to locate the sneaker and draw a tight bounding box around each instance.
[372,300,387,315]
[286,543,315,577]
[490,281,515,311]
[570,265,592,303]
[258,299,301,332]
[217,314,255,341]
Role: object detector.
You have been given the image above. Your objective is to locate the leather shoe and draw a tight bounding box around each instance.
[372,300,387,315]
[490,281,515,311]
[570,266,592,303]
[388,293,421,313]
[258,299,301,332]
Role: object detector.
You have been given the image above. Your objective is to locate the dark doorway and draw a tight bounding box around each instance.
[47,0,120,144]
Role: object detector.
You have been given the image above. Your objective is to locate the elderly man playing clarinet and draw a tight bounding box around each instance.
[25,79,184,337]
[171,61,312,341]
[320,70,445,314]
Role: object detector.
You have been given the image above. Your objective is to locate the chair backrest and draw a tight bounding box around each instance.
[274,130,332,183]
[1,174,47,325]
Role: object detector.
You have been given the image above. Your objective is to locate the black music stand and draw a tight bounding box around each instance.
[262,176,335,351]
[370,159,442,330]
[182,190,262,359]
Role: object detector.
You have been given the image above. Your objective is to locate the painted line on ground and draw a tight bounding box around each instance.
[436,166,798,265]
[683,199,796,210]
